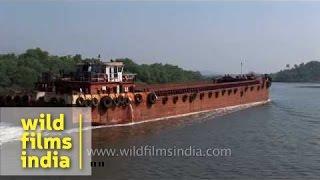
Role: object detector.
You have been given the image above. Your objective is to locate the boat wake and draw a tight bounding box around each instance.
[0,122,23,146]
[0,100,270,146]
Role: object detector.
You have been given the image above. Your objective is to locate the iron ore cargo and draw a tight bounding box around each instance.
[0,61,271,125]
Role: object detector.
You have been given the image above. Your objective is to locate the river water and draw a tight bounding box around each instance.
[1,83,320,179]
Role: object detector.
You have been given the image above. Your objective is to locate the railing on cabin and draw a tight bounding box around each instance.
[60,72,134,83]
[35,82,55,92]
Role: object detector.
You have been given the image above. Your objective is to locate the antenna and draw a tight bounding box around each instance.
[98,54,101,63]
[241,62,243,75]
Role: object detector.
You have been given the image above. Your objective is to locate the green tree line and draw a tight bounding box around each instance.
[116,58,203,84]
[271,61,320,82]
[0,48,204,92]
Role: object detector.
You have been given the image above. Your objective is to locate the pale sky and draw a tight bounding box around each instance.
[1,1,320,74]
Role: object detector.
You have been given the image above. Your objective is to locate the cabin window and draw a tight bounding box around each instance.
[125,87,129,92]
[82,65,88,72]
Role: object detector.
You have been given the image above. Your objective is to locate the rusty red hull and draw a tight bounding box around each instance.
[90,80,270,125]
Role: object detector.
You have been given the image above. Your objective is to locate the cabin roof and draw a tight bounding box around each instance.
[104,62,124,67]
[76,61,124,67]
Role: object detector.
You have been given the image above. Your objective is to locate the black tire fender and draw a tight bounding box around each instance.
[173,96,179,104]
[50,97,59,106]
[101,96,113,108]
[59,98,66,106]
[92,97,99,107]
[135,94,143,104]
[84,99,92,107]
[162,96,168,104]
[147,93,157,104]
[76,97,85,107]
[113,97,121,107]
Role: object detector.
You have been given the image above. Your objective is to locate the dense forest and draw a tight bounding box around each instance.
[271,61,320,82]
[0,48,203,92]
[116,58,203,84]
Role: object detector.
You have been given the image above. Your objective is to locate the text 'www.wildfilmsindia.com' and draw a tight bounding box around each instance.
[87,146,232,157]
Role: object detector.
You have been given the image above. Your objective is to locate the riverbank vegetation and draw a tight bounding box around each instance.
[0,48,203,92]
[271,61,320,82]
[116,58,203,84]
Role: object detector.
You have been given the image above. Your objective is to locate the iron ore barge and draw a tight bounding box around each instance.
[0,61,271,125]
